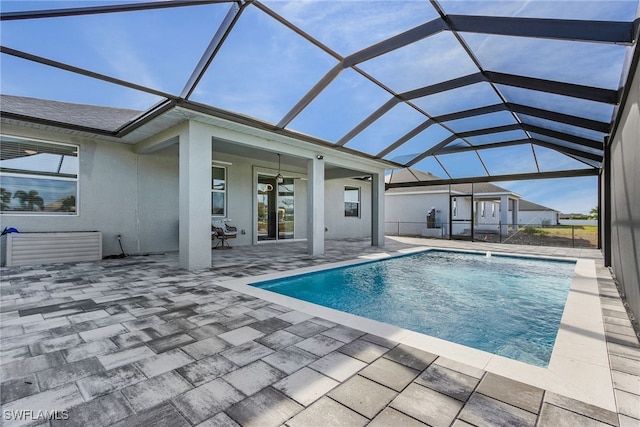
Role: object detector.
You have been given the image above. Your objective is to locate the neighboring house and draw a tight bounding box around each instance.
[0,95,387,269]
[518,200,559,226]
[385,168,529,238]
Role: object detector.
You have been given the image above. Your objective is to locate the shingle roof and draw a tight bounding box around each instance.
[0,94,141,133]
[518,199,558,212]
[385,168,439,184]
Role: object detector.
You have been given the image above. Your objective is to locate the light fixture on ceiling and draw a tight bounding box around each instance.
[24,149,38,155]
[275,153,284,184]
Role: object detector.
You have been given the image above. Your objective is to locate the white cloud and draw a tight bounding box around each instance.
[82,22,158,85]
[464,33,627,89]
[265,1,437,56]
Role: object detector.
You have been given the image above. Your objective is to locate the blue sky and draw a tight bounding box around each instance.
[1,0,638,214]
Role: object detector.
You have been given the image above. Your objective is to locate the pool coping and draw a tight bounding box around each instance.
[217,245,615,412]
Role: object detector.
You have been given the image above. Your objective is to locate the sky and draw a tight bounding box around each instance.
[1,0,638,214]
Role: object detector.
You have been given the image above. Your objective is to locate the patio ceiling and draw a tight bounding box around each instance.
[1,0,639,185]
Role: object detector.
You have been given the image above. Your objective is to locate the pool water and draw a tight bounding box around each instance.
[252,250,575,367]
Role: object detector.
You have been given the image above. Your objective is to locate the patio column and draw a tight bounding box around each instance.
[307,156,324,255]
[179,121,212,270]
[500,195,509,237]
[371,171,385,247]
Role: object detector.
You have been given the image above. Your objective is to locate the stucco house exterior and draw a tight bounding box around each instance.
[385,168,558,238]
[518,200,560,226]
[0,95,387,270]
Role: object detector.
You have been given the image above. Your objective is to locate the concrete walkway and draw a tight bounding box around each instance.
[1,237,638,426]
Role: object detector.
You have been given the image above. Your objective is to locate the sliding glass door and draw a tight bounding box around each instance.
[257,176,294,241]
[278,178,294,240]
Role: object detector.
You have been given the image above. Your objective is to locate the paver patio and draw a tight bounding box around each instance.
[1,237,638,426]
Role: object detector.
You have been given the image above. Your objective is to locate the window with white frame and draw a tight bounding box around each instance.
[344,186,360,217]
[481,201,486,218]
[0,135,78,215]
[211,166,226,216]
[452,197,457,217]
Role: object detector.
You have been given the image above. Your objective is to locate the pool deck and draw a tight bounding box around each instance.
[1,237,638,426]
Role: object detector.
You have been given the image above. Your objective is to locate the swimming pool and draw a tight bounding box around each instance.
[252,250,576,367]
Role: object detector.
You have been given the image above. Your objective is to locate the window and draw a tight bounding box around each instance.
[0,136,78,215]
[452,197,457,217]
[492,204,496,218]
[480,202,486,218]
[212,166,226,216]
[344,186,360,217]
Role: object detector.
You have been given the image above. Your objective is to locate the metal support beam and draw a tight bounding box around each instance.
[253,1,341,60]
[457,124,521,138]
[277,18,446,130]
[597,168,602,250]
[277,64,343,128]
[337,98,401,146]
[343,19,446,67]
[435,138,531,154]
[1,46,175,100]
[433,137,603,163]
[603,143,612,266]
[486,71,620,104]
[0,0,232,20]
[607,12,640,147]
[406,135,457,167]
[400,73,485,100]
[447,15,636,45]
[371,172,385,247]
[376,119,435,158]
[386,168,599,189]
[434,104,506,123]
[529,140,602,162]
[180,2,245,99]
[442,120,602,151]
[521,124,603,149]
[116,99,177,136]
[509,103,611,133]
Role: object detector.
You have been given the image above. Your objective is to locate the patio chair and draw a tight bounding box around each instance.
[212,219,237,249]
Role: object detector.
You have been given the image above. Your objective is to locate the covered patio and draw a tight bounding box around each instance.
[1,237,638,426]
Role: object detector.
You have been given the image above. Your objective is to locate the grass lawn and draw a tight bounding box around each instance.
[519,225,598,247]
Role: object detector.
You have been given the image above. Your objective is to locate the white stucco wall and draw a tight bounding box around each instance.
[518,210,558,226]
[385,192,449,235]
[385,191,530,236]
[211,150,310,246]
[1,124,179,257]
[137,145,180,253]
[474,201,501,229]
[324,178,372,239]
[1,123,380,259]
